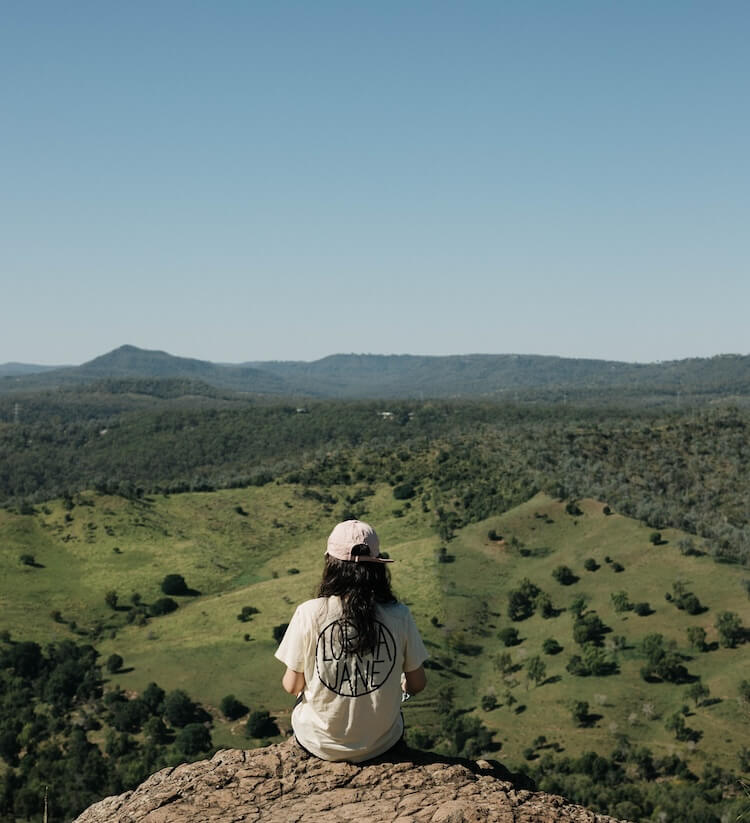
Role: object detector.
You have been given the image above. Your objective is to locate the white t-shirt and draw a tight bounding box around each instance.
[274,596,428,763]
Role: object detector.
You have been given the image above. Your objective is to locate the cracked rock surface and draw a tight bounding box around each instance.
[73,740,629,823]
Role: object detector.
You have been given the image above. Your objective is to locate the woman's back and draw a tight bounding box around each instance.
[275,520,427,762]
[276,595,426,761]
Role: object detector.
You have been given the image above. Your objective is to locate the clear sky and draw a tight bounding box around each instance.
[2,1,748,365]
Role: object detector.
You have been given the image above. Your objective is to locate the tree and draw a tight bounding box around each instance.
[220,694,248,720]
[436,686,455,715]
[393,482,415,500]
[715,611,744,648]
[237,606,259,622]
[583,558,598,572]
[665,711,691,741]
[175,723,212,756]
[480,694,498,711]
[686,626,707,652]
[633,602,651,616]
[610,591,632,613]
[507,578,540,621]
[104,590,118,610]
[543,637,562,655]
[245,710,279,738]
[526,655,546,687]
[686,681,709,707]
[568,595,588,619]
[573,612,608,646]
[141,682,166,714]
[164,689,197,727]
[19,553,35,566]
[571,701,590,726]
[161,574,189,596]
[149,597,178,616]
[552,565,577,585]
[498,627,520,647]
[534,591,556,618]
[649,532,662,545]
[106,653,123,673]
[143,715,169,744]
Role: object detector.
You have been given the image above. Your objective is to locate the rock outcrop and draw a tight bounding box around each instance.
[74,740,629,823]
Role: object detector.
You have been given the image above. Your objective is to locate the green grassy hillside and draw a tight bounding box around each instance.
[1,486,747,771]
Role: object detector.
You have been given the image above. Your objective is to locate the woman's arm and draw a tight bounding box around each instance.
[282,668,305,695]
[403,665,426,694]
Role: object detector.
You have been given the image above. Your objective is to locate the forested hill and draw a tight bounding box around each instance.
[3,345,750,398]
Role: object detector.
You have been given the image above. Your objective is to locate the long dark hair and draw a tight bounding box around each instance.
[317,555,397,655]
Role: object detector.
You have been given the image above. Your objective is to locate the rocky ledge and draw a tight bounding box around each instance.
[74,740,629,823]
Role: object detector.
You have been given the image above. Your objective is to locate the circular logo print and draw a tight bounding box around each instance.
[315,618,397,697]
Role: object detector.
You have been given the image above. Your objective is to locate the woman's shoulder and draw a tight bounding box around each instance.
[293,596,341,620]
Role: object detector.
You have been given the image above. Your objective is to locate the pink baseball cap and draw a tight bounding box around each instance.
[326,520,394,563]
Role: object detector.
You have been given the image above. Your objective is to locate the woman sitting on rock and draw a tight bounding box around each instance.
[275,519,427,762]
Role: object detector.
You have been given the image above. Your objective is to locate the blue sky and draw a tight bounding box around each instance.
[2,1,748,365]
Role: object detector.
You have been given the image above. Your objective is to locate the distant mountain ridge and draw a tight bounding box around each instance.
[2,344,750,398]
[0,362,65,377]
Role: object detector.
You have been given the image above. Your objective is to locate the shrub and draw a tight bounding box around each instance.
[566,655,589,676]
[219,694,248,720]
[498,627,520,647]
[149,597,178,616]
[161,574,189,596]
[286,568,300,575]
[583,558,598,572]
[571,700,590,726]
[649,532,662,545]
[542,638,562,655]
[106,653,123,674]
[104,590,118,610]
[552,566,577,585]
[675,593,703,615]
[686,626,707,651]
[610,591,632,613]
[237,606,259,622]
[19,554,35,566]
[480,694,498,712]
[246,710,279,738]
[633,602,652,616]
[393,482,415,500]
[535,591,556,618]
[611,562,624,572]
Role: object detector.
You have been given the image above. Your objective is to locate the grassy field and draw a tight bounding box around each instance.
[1,486,748,770]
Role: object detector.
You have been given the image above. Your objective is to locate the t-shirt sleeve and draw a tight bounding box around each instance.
[274,606,306,671]
[402,607,429,672]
